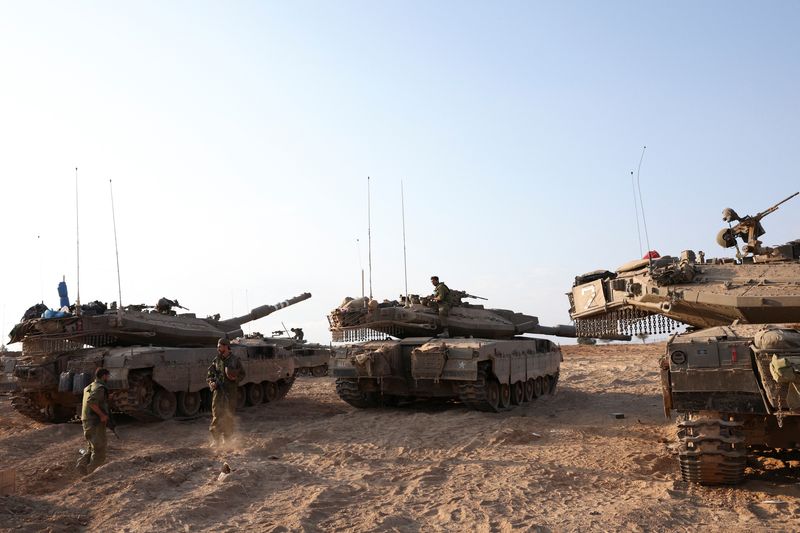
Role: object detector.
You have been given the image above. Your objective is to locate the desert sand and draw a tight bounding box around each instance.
[1,343,799,532]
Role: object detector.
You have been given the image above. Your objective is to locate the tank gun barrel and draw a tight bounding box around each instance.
[218,293,312,332]
[753,191,798,220]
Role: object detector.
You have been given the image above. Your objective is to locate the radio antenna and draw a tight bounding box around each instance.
[356,238,365,298]
[74,167,81,315]
[635,146,653,266]
[109,179,123,315]
[400,180,409,305]
[367,176,373,299]
[630,171,643,258]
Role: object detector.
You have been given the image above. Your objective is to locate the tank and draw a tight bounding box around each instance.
[328,291,580,412]
[568,192,800,484]
[9,293,312,423]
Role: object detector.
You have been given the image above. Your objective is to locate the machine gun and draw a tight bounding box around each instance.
[717,191,799,258]
[449,289,488,306]
[207,366,230,401]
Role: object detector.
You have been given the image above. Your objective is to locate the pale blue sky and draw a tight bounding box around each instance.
[1,2,798,344]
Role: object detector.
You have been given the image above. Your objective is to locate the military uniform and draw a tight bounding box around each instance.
[433,282,451,331]
[207,352,245,445]
[77,380,110,474]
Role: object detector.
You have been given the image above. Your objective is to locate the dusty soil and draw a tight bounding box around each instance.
[1,343,799,532]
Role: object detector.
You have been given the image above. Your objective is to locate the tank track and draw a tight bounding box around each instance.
[275,377,296,400]
[677,414,747,485]
[457,365,498,412]
[335,378,380,408]
[109,371,161,422]
[10,393,59,423]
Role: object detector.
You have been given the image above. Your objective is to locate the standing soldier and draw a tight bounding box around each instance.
[430,275,451,338]
[76,368,111,475]
[207,337,245,447]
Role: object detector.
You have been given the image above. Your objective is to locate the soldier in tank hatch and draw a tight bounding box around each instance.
[207,337,245,447]
[76,368,112,475]
[430,276,451,338]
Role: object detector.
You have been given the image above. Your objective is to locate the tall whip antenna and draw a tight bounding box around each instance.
[109,179,123,315]
[400,180,409,305]
[630,171,643,257]
[356,238,364,298]
[367,176,373,299]
[635,146,653,265]
[75,167,81,315]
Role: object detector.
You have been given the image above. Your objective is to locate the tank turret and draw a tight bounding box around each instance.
[9,292,312,351]
[328,292,578,342]
[569,192,800,339]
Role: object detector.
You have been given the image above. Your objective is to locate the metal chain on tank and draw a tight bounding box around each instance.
[575,307,682,339]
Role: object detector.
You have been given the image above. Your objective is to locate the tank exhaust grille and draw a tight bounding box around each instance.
[575,307,682,339]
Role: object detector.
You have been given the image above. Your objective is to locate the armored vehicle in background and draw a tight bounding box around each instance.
[10,293,312,422]
[568,192,800,484]
[1,350,19,393]
[328,291,579,412]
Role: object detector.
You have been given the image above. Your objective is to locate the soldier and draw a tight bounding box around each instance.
[76,367,112,475]
[290,327,305,341]
[207,337,245,447]
[430,275,451,338]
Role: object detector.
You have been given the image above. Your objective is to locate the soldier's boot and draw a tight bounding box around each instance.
[75,448,90,475]
[437,328,450,338]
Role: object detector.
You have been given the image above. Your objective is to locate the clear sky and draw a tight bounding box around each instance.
[1,1,798,346]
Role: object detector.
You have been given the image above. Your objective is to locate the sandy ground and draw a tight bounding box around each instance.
[1,343,800,532]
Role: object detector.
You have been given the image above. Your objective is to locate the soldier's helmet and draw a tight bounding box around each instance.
[217,337,230,347]
[722,207,740,223]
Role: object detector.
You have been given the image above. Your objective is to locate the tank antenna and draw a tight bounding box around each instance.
[109,179,123,315]
[635,146,653,266]
[367,176,373,299]
[630,171,643,258]
[401,180,409,306]
[356,238,364,298]
[74,167,81,315]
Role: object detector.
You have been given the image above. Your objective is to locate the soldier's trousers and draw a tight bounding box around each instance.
[209,386,236,442]
[78,424,107,474]
[438,304,450,329]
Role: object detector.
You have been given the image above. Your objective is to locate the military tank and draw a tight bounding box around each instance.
[328,290,580,412]
[9,293,312,422]
[568,192,800,484]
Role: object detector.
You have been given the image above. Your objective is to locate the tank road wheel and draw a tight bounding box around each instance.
[677,413,746,485]
[524,379,535,402]
[511,381,525,405]
[484,379,501,411]
[335,378,381,408]
[534,377,545,398]
[311,365,328,377]
[499,383,512,410]
[246,382,263,406]
[177,391,202,417]
[151,388,177,420]
[263,381,279,402]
